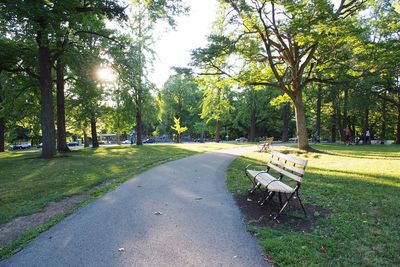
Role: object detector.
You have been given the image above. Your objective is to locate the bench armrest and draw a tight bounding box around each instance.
[245,164,267,171]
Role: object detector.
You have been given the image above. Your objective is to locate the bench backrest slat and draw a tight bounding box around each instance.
[271,151,308,166]
[268,151,308,183]
[270,158,305,175]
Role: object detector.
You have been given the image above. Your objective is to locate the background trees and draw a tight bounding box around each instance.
[0,0,399,154]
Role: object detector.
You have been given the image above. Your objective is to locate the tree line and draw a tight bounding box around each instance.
[1,0,399,158]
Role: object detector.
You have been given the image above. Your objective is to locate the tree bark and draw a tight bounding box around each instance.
[380,94,386,144]
[343,87,349,129]
[363,107,369,144]
[0,117,4,152]
[83,130,89,147]
[215,120,221,142]
[331,111,337,143]
[292,92,309,150]
[56,55,70,153]
[315,86,322,138]
[396,84,400,144]
[136,108,143,145]
[90,114,99,148]
[0,74,4,152]
[281,103,289,142]
[37,26,56,158]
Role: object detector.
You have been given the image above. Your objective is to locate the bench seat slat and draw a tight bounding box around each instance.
[267,162,302,182]
[271,151,308,166]
[246,170,296,193]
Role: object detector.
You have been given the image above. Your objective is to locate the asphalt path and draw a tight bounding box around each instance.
[2,146,267,267]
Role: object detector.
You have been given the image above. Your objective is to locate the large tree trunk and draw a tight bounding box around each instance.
[215,120,221,142]
[0,117,4,152]
[380,94,386,144]
[282,103,289,142]
[331,112,337,143]
[56,55,70,153]
[292,92,309,150]
[396,86,400,144]
[315,85,322,138]
[83,130,89,147]
[90,114,99,148]
[136,108,143,145]
[37,27,56,158]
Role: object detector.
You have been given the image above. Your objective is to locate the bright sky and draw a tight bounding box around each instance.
[149,0,218,88]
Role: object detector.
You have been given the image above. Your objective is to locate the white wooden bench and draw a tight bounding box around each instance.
[245,151,308,219]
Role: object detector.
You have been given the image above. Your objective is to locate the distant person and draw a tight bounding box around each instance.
[345,127,351,145]
[354,132,361,145]
[365,129,371,144]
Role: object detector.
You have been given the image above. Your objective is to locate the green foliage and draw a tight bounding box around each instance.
[171,116,188,142]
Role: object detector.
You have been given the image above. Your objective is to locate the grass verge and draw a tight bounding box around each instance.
[0,142,245,258]
[227,144,400,266]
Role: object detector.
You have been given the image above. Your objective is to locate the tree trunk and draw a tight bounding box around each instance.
[331,112,337,143]
[282,103,289,142]
[37,27,56,158]
[0,74,4,152]
[396,85,400,144]
[56,55,70,153]
[343,87,349,129]
[380,94,386,144]
[136,109,143,145]
[0,117,4,152]
[83,130,89,147]
[363,107,369,144]
[335,95,344,141]
[315,85,322,138]
[90,114,99,148]
[292,92,309,150]
[215,120,221,142]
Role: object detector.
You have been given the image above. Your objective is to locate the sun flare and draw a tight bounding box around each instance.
[97,67,117,82]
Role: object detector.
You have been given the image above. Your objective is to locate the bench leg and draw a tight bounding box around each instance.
[296,191,307,217]
[249,182,261,194]
[274,191,296,220]
[278,192,283,209]
[259,191,274,206]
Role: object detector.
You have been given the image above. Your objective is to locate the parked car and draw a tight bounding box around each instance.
[67,141,79,146]
[235,137,248,142]
[288,137,298,142]
[10,142,31,150]
[143,137,156,144]
[122,140,132,144]
[37,143,43,148]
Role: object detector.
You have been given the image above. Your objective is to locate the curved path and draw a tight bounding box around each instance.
[3,146,267,267]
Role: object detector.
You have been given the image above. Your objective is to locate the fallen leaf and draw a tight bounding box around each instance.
[247,198,252,202]
[118,248,125,252]
[320,246,327,253]
[154,211,162,215]
[195,197,203,200]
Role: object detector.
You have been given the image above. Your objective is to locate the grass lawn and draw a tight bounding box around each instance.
[227,144,400,266]
[0,142,242,225]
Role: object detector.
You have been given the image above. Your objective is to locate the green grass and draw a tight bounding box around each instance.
[0,142,243,225]
[227,144,400,266]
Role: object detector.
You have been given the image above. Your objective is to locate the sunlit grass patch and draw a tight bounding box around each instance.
[0,142,243,225]
[227,144,400,266]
